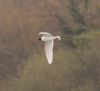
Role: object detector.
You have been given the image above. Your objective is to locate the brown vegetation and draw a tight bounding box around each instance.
[0,0,100,91]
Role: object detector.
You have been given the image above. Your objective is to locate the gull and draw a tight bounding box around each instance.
[38,32,61,64]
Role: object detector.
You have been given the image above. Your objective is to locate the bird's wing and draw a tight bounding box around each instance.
[44,40,54,64]
[38,32,52,37]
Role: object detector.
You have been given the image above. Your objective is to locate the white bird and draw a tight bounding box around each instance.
[38,32,61,64]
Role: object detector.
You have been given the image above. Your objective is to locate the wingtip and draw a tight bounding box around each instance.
[48,62,52,64]
[48,60,52,64]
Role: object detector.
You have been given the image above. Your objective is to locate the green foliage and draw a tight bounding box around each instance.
[85,0,89,10]
[56,0,92,48]
[69,7,87,27]
[68,0,85,25]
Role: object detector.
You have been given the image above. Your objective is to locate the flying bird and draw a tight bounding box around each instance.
[38,32,61,64]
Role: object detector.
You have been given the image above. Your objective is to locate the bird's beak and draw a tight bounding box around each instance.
[38,37,41,41]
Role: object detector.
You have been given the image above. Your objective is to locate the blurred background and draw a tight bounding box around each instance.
[0,0,100,91]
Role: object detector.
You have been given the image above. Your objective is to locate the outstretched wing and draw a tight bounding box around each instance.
[38,32,52,37]
[44,40,54,64]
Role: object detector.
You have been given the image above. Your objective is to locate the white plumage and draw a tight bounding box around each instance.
[38,32,61,64]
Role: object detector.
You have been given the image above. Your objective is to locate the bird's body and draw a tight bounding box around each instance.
[38,32,61,64]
